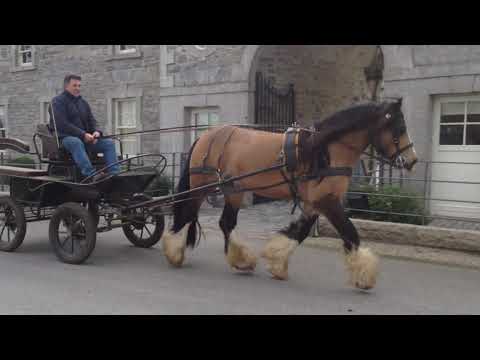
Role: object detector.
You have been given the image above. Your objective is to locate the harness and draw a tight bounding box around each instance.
[189,125,352,214]
[279,127,352,213]
[368,113,416,169]
[182,112,415,215]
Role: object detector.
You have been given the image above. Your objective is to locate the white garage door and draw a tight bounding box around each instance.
[431,95,480,219]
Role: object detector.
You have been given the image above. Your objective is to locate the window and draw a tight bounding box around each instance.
[439,100,480,146]
[41,102,51,124]
[191,108,220,143]
[18,45,32,66]
[118,45,136,54]
[107,45,141,60]
[10,45,36,72]
[0,105,6,138]
[114,98,139,156]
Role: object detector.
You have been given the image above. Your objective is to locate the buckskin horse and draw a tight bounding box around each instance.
[162,99,417,290]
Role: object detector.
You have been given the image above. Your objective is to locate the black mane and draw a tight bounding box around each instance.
[312,102,381,144]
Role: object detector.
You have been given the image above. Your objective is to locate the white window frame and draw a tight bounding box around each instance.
[190,108,221,144]
[18,45,32,66]
[114,98,140,157]
[434,95,480,152]
[107,45,142,61]
[0,104,8,154]
[35,101,54,157]
[40,101,51,125]
[118,45,137,54]
[10,45,36,72]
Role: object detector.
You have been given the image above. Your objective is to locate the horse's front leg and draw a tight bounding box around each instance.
[261,210,318,280]
[321,196,379,290]
[220,194,257,272]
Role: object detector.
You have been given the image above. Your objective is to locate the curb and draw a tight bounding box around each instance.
[303,236,480,271]
[313,216,480,253]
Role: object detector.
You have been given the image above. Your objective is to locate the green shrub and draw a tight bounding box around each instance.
[8,156,36,169]
[347,184,427,225]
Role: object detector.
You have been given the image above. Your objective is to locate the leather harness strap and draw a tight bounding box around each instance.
[189,126,353,209]
[190,126,238,180]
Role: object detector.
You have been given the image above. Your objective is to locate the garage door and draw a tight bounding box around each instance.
[430,95,480,219]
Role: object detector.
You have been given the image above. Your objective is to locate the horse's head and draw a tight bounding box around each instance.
[373,99,418,172]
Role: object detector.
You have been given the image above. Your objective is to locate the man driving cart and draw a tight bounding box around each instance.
[49,74,120,182]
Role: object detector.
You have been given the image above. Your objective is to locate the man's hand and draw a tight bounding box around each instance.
[92,131,101,144]
[84,133,95,144]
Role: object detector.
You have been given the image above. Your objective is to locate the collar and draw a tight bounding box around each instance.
[63,90,81,101]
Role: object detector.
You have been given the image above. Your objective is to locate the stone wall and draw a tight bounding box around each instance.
[251,45,376,126]
[0,45,161,155]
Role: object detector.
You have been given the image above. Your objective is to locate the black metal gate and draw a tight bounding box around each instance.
[253,72,295,204]
[254,72,295,131]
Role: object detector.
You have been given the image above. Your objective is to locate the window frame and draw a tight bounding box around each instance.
[190,107,221,144]
[118,45,137,54]
[113,98,140,157]
[18,45,33,66]
[10,45,36,72]
[0,104,8,153]
[107,45,142,60]
[434,95,480,152]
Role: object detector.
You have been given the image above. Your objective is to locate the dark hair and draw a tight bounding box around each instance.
[64,74,82,87]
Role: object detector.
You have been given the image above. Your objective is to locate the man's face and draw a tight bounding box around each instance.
[65,79,81,97]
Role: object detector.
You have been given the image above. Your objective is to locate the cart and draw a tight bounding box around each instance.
[0,124,168,264]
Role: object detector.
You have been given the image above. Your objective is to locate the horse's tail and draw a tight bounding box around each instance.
[172,138,201,248]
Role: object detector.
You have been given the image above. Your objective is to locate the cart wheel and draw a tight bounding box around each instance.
[0,196,26,252]
[122,207,165,248]
[49,202,97,264]
[86,201,100,227]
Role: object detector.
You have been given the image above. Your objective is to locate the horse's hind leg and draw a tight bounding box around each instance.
[322,197,378,290]
[261,209,318,280]
[220,194,257,272]
[163,194,204,267]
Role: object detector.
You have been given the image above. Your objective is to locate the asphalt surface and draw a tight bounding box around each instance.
[1,217,480,315]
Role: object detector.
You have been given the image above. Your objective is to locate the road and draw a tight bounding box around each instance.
[1,213,480,315]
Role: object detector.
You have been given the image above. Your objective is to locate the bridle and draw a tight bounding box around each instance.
[368,112,416,170]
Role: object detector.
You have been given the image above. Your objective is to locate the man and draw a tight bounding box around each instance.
[49,74,120,181]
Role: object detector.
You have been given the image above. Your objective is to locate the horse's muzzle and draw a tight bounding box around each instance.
[404,158,417,171]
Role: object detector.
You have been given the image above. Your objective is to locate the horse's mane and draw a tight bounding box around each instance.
[312,102,381,145]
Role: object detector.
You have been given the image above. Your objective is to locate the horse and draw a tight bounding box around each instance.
[162,99,417,290]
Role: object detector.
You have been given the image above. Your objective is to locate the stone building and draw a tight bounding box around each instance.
[1,45,479,218]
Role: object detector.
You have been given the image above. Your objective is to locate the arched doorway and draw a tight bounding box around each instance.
[243,45,383,204]
[246,45,382,127]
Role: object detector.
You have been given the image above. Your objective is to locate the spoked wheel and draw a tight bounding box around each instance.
[122,207,165,248]
[49,203,97,264]
[0,196,26,252]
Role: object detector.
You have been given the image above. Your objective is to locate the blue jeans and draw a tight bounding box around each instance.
[61,136,120,177]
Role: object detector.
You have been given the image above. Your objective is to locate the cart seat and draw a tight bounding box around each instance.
[35,124,105,165]
[0,165,48,177]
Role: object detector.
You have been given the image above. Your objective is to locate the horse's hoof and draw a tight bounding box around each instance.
[355,282,373,291]
[264,262,289,280]
[226,232,257,272]
[162,225,190,268]
[345,247,379,290]
[231,264,256,272]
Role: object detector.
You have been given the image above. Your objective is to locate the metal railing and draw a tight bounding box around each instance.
[134,151,480,230]
[3,148,480,231]
[345,156,480,230]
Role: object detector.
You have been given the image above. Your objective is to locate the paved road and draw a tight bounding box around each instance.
[1,211,480,315]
